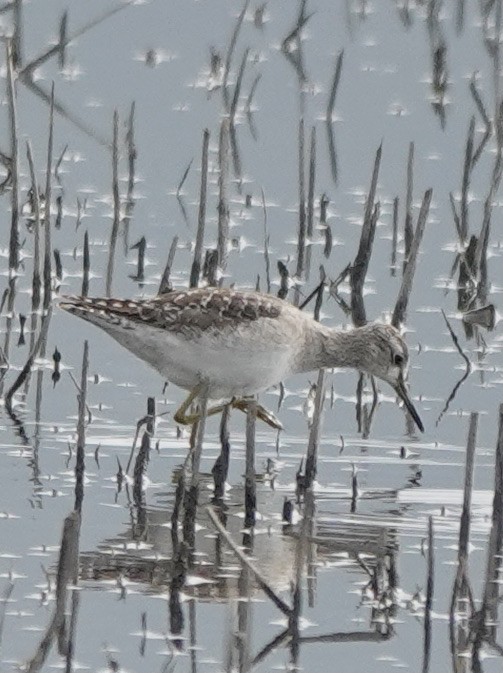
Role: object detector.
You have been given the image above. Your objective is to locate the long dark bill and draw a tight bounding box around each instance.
[394,378,424,433]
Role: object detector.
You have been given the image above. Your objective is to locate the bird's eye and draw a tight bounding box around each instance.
[394,353,404,366]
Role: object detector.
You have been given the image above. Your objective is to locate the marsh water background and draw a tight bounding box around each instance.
[0,1,502,671]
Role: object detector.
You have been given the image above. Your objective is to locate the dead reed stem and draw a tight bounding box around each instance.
[222,0,250,112]
[305,368,325,487]
[217,117,230,276]
[449,414,477,637]
[350,143,382,326]
[189,128,210,288]
[26,141,42,310]
[326,50,344,185]
[294,117,306,306]
[305,126,316,281]
[391,196,398,276]
[404,142,414,267]
[159,235,178,295]
[82,230,90,297]
[207,505,292,616]
[392,188,432,328]
[212,404,231,498]
[106,110,120,297]
[43,83,55,310]
[261,188,271,293]
[7,39,19,275]
[245,399,257,528]
[422,516,434,673]
[477,404,503,640]
[26,511,81,673]
[123,100,136,250]
[4,308,52,414]
[460,117,475,243]
[74,340,89,513]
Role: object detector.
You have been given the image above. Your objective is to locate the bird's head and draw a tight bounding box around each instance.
[360,323,423,432]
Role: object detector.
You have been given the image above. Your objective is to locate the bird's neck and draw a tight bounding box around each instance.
[297,324,365,373]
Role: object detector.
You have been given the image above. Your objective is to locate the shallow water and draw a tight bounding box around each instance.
[0,1,503,671]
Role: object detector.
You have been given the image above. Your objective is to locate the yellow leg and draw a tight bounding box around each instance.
[174,384,231,426]
[173,386,283,430]
[232,399,283,430]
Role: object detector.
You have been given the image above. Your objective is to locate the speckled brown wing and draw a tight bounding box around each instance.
[60,288,283,334]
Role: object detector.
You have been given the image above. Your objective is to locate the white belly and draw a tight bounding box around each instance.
[107,321,295,398]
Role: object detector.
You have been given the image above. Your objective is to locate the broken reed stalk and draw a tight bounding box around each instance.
[404,142,414,267]
[290,486,314,667]
[207,505,292,616]
[82,230,90,297]
[325,49,344,185]
[217,117,230,277]
[294,118,306,306]
[460,117,475,243]
[391,196,398,276]
[4,307,52,414]
[26,511,81,673]
[350,143,382,326]
[459,413,478,560]
[146,396,155,435]
[189,128,210,289]
[43,83,55,310]
[133,432,150,505]
[304,369,325,487]
[261,188,271,293]
[477,404,503,640]
[422,516,434,673]
[74,340,88,513]
[228,48,248,184]
[6,40,20,275]
[222,0,250,112]
[305,126,316,281]
[213,404,231,498]
[391,188,433,328]
[26,141,42,310]
[244,399,257,528]
[245,72,261,140]
[123,100,136,249]
[176,158,192,196]
[470,76,491,166]
[158,235,178,295]
[449,413,477,628]
[106,110,120,297]
[229,48,249,128]
[12,0,22,67]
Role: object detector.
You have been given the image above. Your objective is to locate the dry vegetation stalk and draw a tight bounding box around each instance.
[159,235,179,295]
[207,505,292,616]
[392,188,432,328]
[350,143,382,326]
[294,118,306,306]
[74,340,89,513]
[305,126,316,281]
[422,516,434,673]
[6,39,20,275]
[217,117,230,276]
[26,141,42,309]
[222,0,250,112]
[404,142,414,266]
[325,50,344,185]
[189,128,210,288]
[82,230,90,297]
[245,399,257,528]
[43,83,55,310]
[106,109,120,297]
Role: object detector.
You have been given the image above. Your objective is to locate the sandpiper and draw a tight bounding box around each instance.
[59,287,424,432]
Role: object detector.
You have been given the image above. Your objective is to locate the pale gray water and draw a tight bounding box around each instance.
[0,1,502,671]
